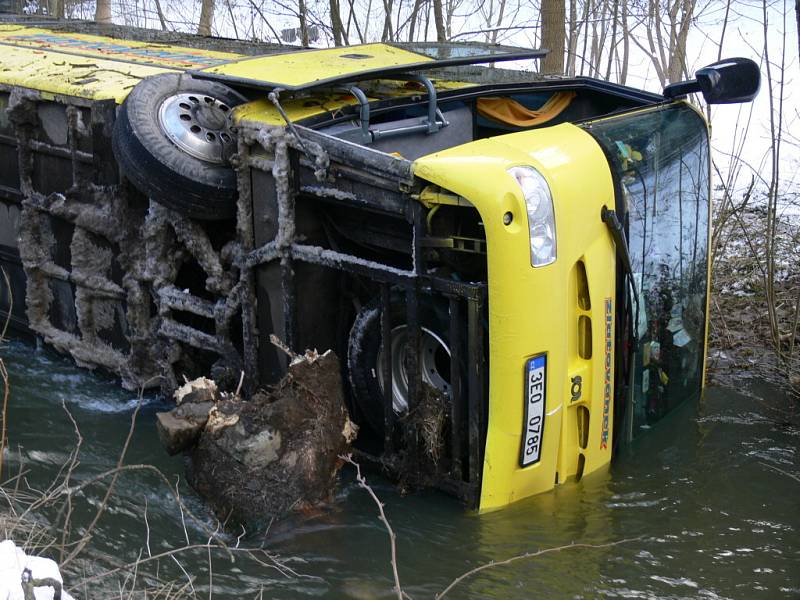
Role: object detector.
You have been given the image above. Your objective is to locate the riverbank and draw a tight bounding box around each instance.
[707,194,800,401]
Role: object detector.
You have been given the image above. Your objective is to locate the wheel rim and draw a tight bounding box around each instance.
[376,325,451,414]
[157,92,237,164]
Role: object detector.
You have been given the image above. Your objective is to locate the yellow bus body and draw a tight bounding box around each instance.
[414,124,617,511]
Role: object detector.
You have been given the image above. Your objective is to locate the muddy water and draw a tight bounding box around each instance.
[2,340,799,598]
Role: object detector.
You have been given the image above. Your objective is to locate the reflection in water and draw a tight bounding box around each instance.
[2,341,798,598]
[469,473,617,598]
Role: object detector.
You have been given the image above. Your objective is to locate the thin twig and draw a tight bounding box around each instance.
[174,476,191,547]
[340,454,403,600]
[207,543,213,600]
[73,544,307,589]
[62,463,233,561]
[269,333,299,360]
[57,402,82,564]
[62,391,145,566]
[169,553,197,598]
[0,359,8,481]
[0,267,12,343]
[234,370,245,397]
[143,496,152,559]
[760,461,800,483]
[267,90,314,159]
[0,266,12,481]
[436,537,643,598]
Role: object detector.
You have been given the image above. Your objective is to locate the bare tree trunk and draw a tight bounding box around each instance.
[628,0,695,86]
[566,0,577,76]
[50,0,64,18]
[346,0,365,43]
[224,0,238,38]
[432,0,446,42]
[197,0,215,36]
[761,0,787,356]
[345,0,353,41]
[155,0,168,31]
[619,0,629,84]
[95,0,112,23]
[654,0,669,81]
[299,0,310,46]
[667,0,694,83]
[591,0,609,76]
[716,0,731,61]
[247,0,284,44]
[408,0,423,41]
[330,0,345,45]
[424,0,431,39]
[589,9,599,75]
[363,0,373,40]
[578,0,592,75]
[382,0,395,41]
[604,0,618,79]
[482,0,497,44]
[644,0,667,85]
[445,0,455,39]
[541,0,565,74]
[490,0,508,44]
[393,0,403,42]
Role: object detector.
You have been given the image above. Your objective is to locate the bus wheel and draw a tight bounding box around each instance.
[112,73,247,221]
[347,295,452,434]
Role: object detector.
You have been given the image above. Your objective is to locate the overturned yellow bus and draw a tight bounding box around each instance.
[0,20,759,511]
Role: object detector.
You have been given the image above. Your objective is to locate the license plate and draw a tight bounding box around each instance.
[520,354,546,467]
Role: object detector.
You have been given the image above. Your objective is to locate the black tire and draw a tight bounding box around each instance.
[112,73,247,221]
[347,294,451,434]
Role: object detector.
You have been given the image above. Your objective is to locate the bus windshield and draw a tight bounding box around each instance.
[583,103,710,440]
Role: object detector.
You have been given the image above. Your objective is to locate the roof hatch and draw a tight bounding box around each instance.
[190,42,546,92]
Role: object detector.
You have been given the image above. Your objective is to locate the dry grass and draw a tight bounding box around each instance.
[0,280,312,597]
[0,395,312,598]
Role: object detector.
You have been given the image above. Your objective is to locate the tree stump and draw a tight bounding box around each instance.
[156,350,357,523]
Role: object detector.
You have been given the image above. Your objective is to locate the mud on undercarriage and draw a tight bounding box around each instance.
[0,84,490,507]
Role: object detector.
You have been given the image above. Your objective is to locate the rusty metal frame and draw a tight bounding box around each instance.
[3,87,248,392]
[2,80,490,507]
[236,122,489,508]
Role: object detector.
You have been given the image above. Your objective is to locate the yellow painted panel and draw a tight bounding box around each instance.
[233,80,473,126]
[413,124,616,512]
[0,26,471,115]
[0,44,173,102]
[234,93,366,126]
[0,25,242,69]
[200,43,431,88]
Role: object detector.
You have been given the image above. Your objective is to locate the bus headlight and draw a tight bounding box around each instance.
[508,166,557,267]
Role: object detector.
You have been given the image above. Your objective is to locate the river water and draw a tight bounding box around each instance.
[2,340,798,598]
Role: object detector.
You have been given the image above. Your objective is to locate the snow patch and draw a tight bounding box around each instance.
[0,540,74,600]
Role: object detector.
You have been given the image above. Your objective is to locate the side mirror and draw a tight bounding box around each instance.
[663,57,760,104]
